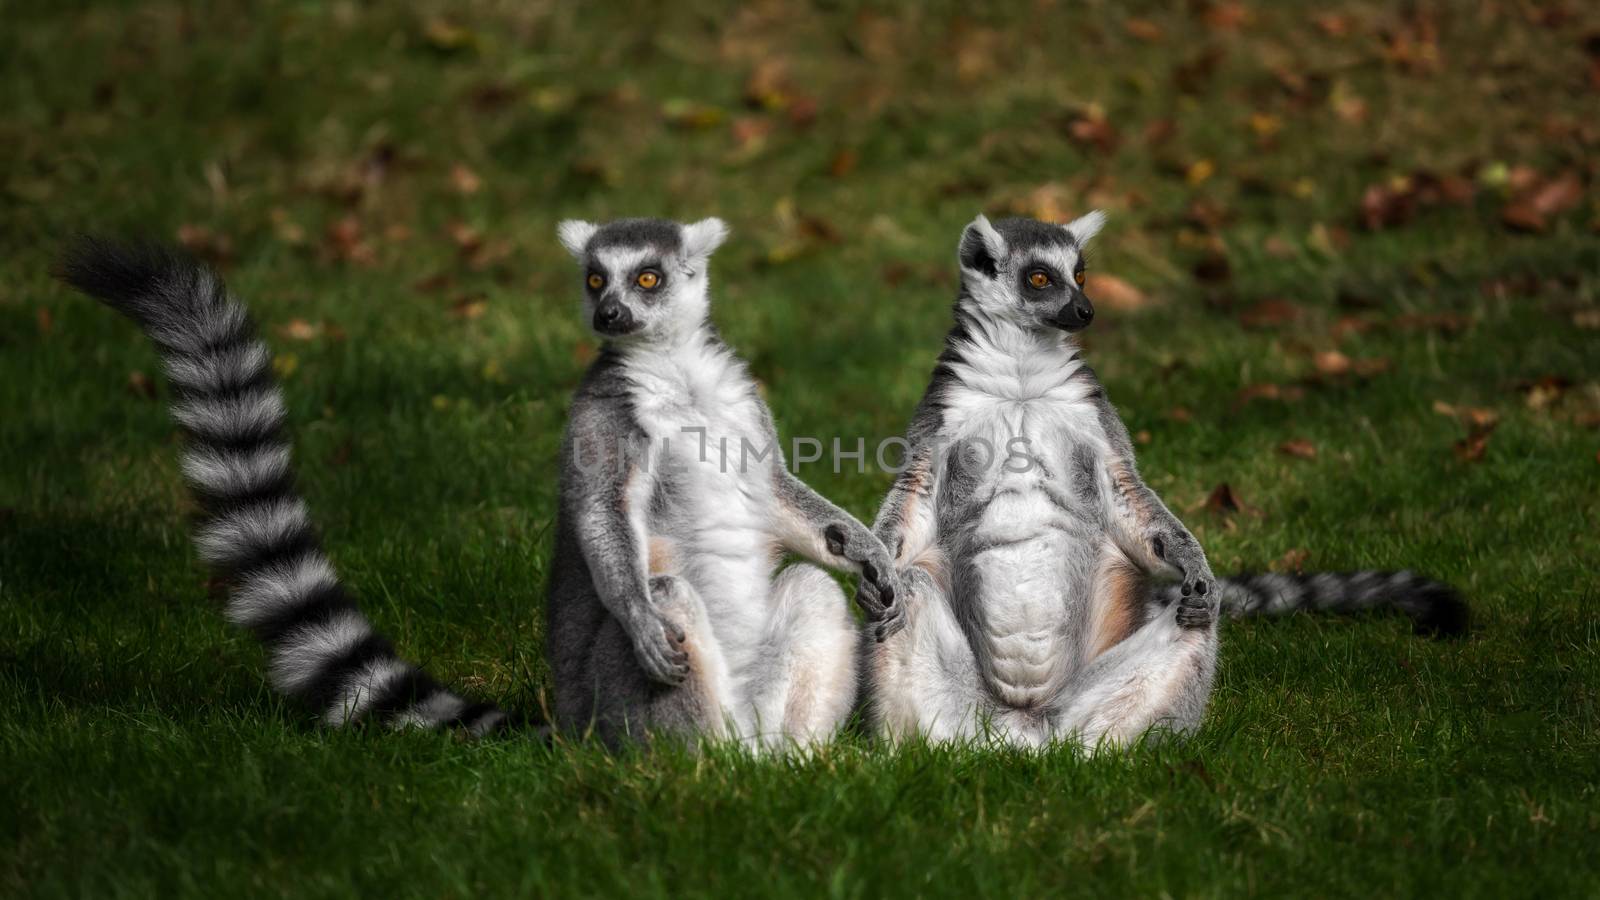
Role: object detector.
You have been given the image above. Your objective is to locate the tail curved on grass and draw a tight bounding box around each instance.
[60,237,509,736]
[1166,569,1468,636]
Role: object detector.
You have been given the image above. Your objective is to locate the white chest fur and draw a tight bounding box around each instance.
[620,337,778,658]
[938,332,1109,707]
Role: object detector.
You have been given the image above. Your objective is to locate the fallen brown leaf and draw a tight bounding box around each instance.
[1313,13,1351,37]
[1521,375,1572,410]
[450,164,482,195]
[1201,2,1249,31]
[176,224,233,264]
[1271,547,1311,572]
[1203,482,1259,518]
[1278,438,1318,460]
[279,318,320,341]
[326,216,374,265]
[1314,350,1351,376]
[1453,422,1497,462]
[1233,382,1307,410]
[127,370,156,400]
[1067,109,1120,154]
[449,294,488,320]
[36,308,53,334]
[1168,406,1194,423]
[1125,18,1165,42]
[743,59,791,111]
[1432,400,1500,429]
[1528,172,1585,217]
[1238,298,1301,329]
[1084,273,1148,311]
[828,148,858,178]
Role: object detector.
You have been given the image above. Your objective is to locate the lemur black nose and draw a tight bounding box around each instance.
[1056,298,1094,332]
[593,300,633,334]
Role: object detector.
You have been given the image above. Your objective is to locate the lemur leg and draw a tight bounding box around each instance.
[1052,597,1217,750]
[867,561,990,743]
[583,575,735,745]
[743,564,858,750]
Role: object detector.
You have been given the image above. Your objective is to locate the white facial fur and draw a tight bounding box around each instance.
[956,212,1106,333]
[556,218,729,344]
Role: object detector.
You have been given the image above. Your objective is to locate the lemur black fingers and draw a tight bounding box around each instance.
[1176,595,1217,629]
[824,524,847,557]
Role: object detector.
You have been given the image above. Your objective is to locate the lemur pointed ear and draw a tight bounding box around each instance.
[1065,210,1107,246]
[958,214,1007,278]
[681,218,730,260]
[557,220,598,260]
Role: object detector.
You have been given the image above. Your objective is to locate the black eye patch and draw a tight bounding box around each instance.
[1019,262,1068,296]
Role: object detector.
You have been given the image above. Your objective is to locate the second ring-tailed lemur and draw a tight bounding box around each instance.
[547,217,899,748]
[61,239,509,736]
[859,212,1466,749]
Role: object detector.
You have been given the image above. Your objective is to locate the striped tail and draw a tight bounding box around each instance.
[61,237,509,735]
[1197,570,1468,636]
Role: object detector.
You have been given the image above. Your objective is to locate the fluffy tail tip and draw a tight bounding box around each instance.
[56,235,194,322]
[1410,581,1470,638]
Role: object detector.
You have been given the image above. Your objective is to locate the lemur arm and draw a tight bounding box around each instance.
[871,445,942,568]
[770,464,899,611]
[1091,392,1217,626]
[565,410,690,685]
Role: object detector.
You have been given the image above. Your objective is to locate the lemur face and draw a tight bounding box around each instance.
[557,217,729,341]
[956,211,1106,334]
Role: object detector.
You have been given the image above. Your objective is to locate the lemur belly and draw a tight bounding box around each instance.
[942,385,1108,711]
[962,475,1097,709]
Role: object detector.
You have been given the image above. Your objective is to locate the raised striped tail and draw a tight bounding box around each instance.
[1202,570,1468,637]
[60,237,509,735]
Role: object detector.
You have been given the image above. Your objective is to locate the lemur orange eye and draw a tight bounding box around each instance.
[636,270,660,289]
[1028,271,1050,289]
[587,273,604,290]
[1074,270,1086,286]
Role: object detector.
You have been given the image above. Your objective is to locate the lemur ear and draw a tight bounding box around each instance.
[958,214,1006,279]
[557,220,598,260]
[681,218,730,260]
[1065,210,1107,246]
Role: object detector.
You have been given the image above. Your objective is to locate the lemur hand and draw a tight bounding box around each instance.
[825,518,902,614]
[626,577,693,685]
[1152,532,1216,629]
[856,572,907,642]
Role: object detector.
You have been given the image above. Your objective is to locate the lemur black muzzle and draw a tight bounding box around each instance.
[1051,294,1095,333]
[592,298,639,336]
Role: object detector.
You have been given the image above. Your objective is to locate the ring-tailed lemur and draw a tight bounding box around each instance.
[859,213,1466,749]
[60,239,509,736]
[547,217,898,748]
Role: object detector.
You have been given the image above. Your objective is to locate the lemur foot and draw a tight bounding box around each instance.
[824,523,901,639]
[627,576,693,685]
[1153,534,1216,630]
[1175,572,1217,629]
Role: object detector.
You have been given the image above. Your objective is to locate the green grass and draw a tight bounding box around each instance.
[4,1,1600,896]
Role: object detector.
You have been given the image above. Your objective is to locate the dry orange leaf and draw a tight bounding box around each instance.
[127,370,156,400]
[1271,547,1310,572]
[1125,19,1165,42]
[279,318,320,341]
[450,164,482,195]
[1278,438,1317,459]
[1084,273,1148,311]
